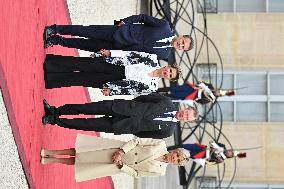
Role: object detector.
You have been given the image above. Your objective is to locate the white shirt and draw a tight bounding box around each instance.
[105,50,160,95]
[153,111,178,122]
[125,64,160,92]
[172,99,194,106]
[109,50,158,64]
[156,36,175,43]
[153,36,175,49]
[109,51,160,87]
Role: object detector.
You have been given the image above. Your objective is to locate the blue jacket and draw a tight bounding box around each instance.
[113,14,173,60]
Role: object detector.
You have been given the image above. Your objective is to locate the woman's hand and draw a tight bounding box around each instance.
[112,149,125,164]
[112,153,121,164]
[99,49,111,57]
[117,21,125,27]
[101,87,111,96]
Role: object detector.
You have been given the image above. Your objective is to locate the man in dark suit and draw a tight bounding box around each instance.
[42,93,198,139]
[43,14,194,60]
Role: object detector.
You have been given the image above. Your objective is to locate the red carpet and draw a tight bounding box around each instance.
[0,0,114,189]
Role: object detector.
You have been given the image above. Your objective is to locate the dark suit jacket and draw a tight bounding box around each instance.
[113,14,173,60]
[111,93,178,139]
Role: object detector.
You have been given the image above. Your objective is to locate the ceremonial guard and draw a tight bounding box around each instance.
[182,141,246,166]
[158,81,235,104]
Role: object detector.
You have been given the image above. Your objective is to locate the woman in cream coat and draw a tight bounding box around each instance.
[40,134,190,182]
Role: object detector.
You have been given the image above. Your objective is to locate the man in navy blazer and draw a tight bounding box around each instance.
[43,14,194,60]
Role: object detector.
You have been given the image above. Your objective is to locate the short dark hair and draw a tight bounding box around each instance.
[169,64,182,81]
[183,35,194,51]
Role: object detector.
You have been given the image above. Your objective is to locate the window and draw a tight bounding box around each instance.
[197,0,218,13]
[216,71,284,122]
[221,183,284,189]
[218,0,284,13]
[197,0,284,13]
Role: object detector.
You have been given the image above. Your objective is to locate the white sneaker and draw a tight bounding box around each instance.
[40,157,47,165]
[40,149,47,157]
[40,149,53,158]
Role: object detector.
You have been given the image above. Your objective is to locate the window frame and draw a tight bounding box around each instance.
[215,0,284,13]
[217,71,284,123]
[221,182,284,189]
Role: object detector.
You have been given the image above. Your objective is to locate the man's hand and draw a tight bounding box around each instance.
[117,21,125,27]
[99,49,111,57]
[90,53,98,58]
[101,87,111,96]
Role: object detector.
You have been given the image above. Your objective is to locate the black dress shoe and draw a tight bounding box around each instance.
[43,99,56,115]
[42,115,55,125]
[44,37,54,49]
[44,34,62,49]
[43,25,56,41]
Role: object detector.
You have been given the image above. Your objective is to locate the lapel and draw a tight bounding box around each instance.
[154,102,178,116]
[153,42,171,49]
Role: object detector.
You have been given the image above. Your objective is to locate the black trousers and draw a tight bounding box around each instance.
[55,101,128,132]
[51,25,123,52]
[44,54,125,89]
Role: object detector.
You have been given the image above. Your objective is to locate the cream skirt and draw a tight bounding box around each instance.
[74,134,125,182]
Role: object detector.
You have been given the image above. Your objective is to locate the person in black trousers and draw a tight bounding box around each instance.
[42,93,199,139]
[43,52,181,96]
[44,54,125,89]
[43,14,194,60]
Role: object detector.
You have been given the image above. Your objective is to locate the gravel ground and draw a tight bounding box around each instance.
[0,90,28,189]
